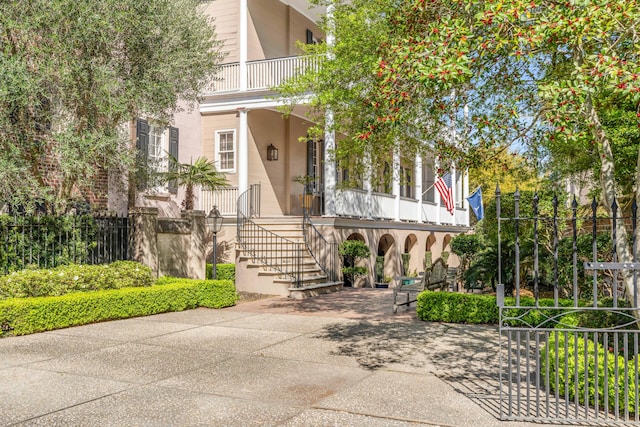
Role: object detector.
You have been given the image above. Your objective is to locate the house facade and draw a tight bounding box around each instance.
[130,0,473,296]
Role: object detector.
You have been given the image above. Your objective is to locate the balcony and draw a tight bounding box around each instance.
[204,55,319,95]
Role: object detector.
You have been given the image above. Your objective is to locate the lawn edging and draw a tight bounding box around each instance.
[0,278,237,337]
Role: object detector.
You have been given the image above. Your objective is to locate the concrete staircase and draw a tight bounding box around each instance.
[235,217,342,299]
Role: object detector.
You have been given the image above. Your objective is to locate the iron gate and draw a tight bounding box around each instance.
[496,187,640,424]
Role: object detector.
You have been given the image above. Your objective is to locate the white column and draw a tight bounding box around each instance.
[364,151,373,219]
[463,168,470,226]
[451,165,457,226]
[323,111,336,216]
[415,155,423,223]
[239,0,248,91]
[323,2,337,217]
[435,160,441,225]
[392,148,400,222]
[238,109,249,194]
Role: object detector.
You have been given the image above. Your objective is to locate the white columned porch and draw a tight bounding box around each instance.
[238,108,249,195]
[239,0,248,91]
[415,154,423,223]
[392,148,400,222]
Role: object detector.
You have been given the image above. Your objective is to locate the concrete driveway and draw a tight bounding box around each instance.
[0,288,557,426]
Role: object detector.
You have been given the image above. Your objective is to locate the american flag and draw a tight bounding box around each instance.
[435,172,454,215]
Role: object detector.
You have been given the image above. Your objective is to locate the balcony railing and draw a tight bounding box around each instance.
[204,55,319,94]
[335,189,469,226]
[201,187,239,216]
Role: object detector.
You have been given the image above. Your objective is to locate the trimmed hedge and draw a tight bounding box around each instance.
[206,263,235,281]
[542,331,638,415]
[417,291,499,324]
[416,291,576,325]
[0,278,237,336]
[0,261,153,299]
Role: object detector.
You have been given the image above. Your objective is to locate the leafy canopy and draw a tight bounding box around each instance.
[0,0,224,212]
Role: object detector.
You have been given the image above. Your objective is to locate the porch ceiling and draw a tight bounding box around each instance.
[279,0,325,24]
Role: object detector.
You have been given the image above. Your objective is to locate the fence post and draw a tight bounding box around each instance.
[184,210,206,280]
[129,207,159,278]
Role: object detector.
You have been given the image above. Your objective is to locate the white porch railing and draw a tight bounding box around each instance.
[200,187,239,216]
[204,55,319,94]
[335,188,469,226]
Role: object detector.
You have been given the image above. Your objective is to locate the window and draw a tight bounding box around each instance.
[136,118,179,193]
[400,167,413,198]
[216,130,236,172]
[422,161,435,203]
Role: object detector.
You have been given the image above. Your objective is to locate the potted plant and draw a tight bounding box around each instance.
[338,239,371,287]
[294,175,316,209]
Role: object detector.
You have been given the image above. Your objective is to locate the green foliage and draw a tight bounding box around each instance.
[0,214,102,273]
[339,239,371,285]
[450,234,482,258]
[401,253,411,275]
[542,332,638,416]
[417,291,499,324]
[0,0,224,211]
[206,263,235,281]
[0,278,236,336]
[416,291,576,325]
[158,156,228,210]
[0,261,153,299]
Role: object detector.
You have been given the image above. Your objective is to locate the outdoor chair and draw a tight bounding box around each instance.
[393,258,448,313]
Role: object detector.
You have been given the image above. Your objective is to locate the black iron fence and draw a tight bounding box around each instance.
[303,208,338,282]
[236,184,307,286]
[496,188,640,424]
[0,213,130,274]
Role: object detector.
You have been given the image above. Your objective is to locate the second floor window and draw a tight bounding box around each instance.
[216,129,236,172]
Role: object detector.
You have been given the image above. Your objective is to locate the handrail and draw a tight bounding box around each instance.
[237,184,304,286]
[302,207,339,283]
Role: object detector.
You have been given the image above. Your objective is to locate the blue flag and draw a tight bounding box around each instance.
[467,187,484,221]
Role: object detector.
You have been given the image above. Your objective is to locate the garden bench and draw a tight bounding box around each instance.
[393,258,448,313]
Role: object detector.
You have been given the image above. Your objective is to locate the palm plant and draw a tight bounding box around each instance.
[160,156,228,210]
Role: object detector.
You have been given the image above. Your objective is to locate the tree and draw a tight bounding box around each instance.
[287,0,640,303]
[159,156,229,211]
[338,239,371,287]
[0,0,224,213]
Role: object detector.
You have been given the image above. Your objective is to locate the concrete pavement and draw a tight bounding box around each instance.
[0,288,559,426]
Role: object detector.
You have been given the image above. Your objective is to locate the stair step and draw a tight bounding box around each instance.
[258,269,324,278]
[273,274,328,284]
[288,281,344,299]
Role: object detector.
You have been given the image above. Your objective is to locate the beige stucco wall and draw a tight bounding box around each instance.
[208,0,324,63]
[205,0,239,63]
[202,109,315,216]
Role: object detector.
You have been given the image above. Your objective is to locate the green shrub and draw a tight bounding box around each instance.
[416,291,499,324]
[541,331,638,416]
[0,278,237,336]
[206,263,235,280]
[0,261,153,299]
[416,291,576,326]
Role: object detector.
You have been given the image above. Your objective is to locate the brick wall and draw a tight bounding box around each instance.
[40,149,109,210]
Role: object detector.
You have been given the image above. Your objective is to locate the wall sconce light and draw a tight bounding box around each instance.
[267,144,279,161]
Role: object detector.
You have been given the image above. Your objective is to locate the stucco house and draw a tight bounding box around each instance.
[125,0,473,297]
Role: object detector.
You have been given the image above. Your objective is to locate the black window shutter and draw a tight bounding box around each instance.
[136,118,149,191]
[306,29,314,44]
[168,126,179,194]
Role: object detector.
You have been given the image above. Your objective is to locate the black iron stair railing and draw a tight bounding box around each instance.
[237,184,305,286]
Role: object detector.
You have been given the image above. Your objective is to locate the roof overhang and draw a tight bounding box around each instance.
[279,0,325,24]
